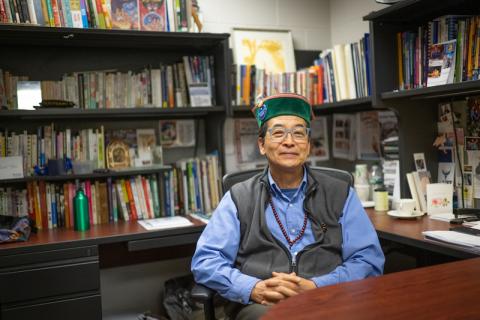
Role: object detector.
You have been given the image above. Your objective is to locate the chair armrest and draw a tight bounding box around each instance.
[191,283,216,304]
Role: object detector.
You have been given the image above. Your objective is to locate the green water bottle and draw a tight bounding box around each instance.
[74,188,90,231]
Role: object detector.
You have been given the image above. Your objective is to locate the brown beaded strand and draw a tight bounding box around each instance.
[269,197,308,248]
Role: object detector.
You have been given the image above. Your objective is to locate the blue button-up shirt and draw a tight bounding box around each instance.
[191,170,384,304]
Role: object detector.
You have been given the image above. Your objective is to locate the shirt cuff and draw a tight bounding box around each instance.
[311,273,339,288]
[229,274,261,304]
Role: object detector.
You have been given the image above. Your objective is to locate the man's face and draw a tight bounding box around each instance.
[258,115,310,171]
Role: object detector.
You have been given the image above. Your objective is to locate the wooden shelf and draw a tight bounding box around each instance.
[0,166,172,184]
[381,80,480,100]
[363,0,478,23]
[313,97,372,113]
[231,97,372,115]
[0,24,229,49]
[0,106,225,120]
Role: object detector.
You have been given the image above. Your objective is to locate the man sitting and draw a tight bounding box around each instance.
[191,93,384,319]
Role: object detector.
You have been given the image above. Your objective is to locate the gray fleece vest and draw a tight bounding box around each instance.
[229,166,350,280]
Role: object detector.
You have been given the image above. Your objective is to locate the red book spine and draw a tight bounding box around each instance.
[38,180,48,230]
[124,180,138,220]
[141,177,153,219]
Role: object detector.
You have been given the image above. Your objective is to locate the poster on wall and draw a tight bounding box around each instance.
[309,117,329,162]
[232,28,296,74]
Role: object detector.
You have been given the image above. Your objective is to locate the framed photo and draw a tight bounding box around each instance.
[232,28,296,74]
[106,140,131,169]
[159,120,195,148]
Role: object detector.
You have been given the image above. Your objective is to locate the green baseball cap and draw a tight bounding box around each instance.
[251,93,314,127]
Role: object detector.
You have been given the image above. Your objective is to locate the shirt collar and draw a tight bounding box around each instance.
[268,166,307,198]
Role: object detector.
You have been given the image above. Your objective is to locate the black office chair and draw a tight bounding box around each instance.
[191,166,354,320]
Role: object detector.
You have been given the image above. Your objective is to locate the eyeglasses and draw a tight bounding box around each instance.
[267,126,311,143]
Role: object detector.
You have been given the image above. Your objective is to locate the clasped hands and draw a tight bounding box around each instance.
[250,272,316,305]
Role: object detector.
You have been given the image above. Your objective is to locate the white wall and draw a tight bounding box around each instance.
[329,0,387,45]
[199,0,387,50]
[198,0,331,50]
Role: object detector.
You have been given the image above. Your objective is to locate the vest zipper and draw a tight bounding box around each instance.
[271,235,296,273]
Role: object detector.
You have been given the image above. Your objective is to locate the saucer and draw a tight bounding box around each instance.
[387,210,424,219]
[361,200,375,208]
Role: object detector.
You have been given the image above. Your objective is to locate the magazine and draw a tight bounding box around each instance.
[356,111,381,160]
[136,128,156,165]
[234,118,264,164]
[309,117,329,161]
[332,114,356,160]
[427,40,456,87]
[159,120,195,148]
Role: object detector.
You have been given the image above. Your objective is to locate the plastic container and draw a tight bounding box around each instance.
[374,186,389,212]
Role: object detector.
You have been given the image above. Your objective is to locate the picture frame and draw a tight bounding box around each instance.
[232,28,296,74]
[106,139,131,169]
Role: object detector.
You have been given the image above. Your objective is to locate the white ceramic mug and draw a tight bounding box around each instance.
[355,184,370,202]
[397,198,416,215]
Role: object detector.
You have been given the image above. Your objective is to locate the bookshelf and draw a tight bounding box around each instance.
[0,25,229,211]
[365,0,480,197]
[0,25,230,318]
[0,106,225,119]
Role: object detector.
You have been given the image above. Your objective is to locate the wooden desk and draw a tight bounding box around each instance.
[0,217,204,320]
[365,208,478,259]
[263,257,480,320]
[0,208,477,319]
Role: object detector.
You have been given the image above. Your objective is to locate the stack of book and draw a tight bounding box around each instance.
[381,136,399,160]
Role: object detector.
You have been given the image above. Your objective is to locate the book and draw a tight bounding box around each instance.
[136,128,156,166]
[110,0,138,30]
[406,172,423,213]
[137,215,193,231]
[426,183,453,215]
[159,119,195,148]
[427,40,457,87]
[412,171,428,213]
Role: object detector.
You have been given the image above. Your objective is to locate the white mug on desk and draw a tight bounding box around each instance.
[397,198,416,216]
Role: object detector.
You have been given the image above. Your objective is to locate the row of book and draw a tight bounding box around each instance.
[0,125,107,176]
[0,154,222,229]
[0,55,215,110]
[0,175,162,228]
[232,34,371,107]
[396,15,480,90]
[0,0,199,32]
[315,34,371,103]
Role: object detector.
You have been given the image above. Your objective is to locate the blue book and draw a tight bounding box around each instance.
[364,33,371,96]
[191,160,202,213]
[62,0,73,27]
[79,0,88,27]
[51,193,57,228]
[164,171,171,216]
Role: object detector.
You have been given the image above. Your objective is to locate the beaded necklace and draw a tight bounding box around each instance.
[268,197,308,248]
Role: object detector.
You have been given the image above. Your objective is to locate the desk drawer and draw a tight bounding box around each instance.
[2,294,101,320]
[0,258,99,304]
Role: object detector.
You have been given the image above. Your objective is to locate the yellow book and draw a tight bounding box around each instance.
[97,126,105,169]
[396,32,404,90]
[33,182,42,229]
[467,18,475,80]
